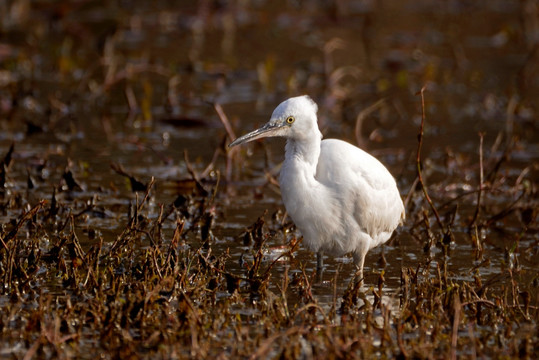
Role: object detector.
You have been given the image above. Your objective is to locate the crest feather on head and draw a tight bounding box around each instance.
[302,95,318,113]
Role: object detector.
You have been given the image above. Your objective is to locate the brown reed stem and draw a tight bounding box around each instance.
[416,86,445,231]
[469,132,484,227]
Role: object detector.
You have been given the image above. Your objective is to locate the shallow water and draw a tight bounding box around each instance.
[0,0,537,358]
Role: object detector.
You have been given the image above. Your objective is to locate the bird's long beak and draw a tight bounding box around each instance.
[228,122,283,147]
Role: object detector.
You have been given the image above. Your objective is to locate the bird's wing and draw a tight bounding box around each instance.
[317,139,405,242]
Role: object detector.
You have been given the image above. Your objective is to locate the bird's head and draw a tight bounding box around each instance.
[228,95,321,147]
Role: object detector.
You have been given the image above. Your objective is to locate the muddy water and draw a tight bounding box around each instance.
[1,0,537,322]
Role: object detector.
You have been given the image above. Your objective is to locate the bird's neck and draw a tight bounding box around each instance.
[280,133,330,250]
[284,135,321,172]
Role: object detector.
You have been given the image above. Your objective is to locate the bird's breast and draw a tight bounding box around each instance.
[279,158,346,253]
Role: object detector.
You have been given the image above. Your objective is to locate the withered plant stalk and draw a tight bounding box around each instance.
[469,132,485,227]
[416,86,445,232]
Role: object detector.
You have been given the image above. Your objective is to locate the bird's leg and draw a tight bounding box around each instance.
[316,252,324,282]
[317,252,324,270]
[352,250,367,286]
[353,267,363,286]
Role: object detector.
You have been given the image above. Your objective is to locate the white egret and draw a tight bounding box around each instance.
[229,96,405,283]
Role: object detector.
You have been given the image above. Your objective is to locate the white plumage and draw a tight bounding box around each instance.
[229,95,405,282]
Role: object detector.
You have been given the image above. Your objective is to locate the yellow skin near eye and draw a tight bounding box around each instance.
[286,116,295,124]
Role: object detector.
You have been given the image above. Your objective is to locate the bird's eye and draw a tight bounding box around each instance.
[286,116,295,124]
